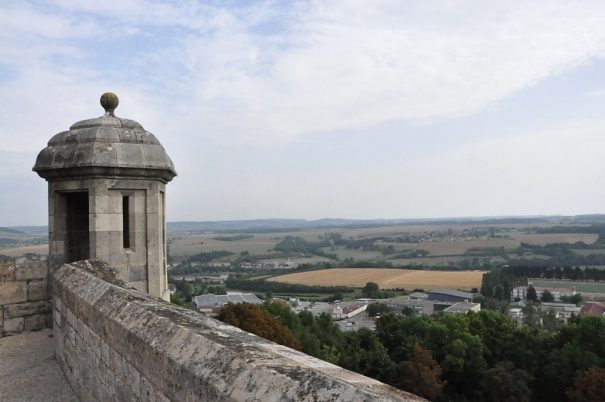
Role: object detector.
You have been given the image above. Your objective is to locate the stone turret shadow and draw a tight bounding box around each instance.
[33,92,176,300]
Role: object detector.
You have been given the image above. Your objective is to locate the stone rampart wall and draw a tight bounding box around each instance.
[0,255,51,337]
[53,260,424,402]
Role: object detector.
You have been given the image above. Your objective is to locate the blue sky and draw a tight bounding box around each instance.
[2,0,605,225]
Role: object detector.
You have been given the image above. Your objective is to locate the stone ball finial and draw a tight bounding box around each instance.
[100,92,119,116]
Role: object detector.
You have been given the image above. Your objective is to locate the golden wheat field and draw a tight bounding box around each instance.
[269,268,484,290]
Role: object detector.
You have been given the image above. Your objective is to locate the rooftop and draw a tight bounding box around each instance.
[33,93,176,182]
[194,293,263,309]
[580,302,605,317]
[428,288,475,299]
[443,302,481,314]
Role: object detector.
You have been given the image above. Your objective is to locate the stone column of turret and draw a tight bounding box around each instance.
[33,93,176,301]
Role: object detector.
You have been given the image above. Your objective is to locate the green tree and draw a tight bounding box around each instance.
[170,293,185,306]
[172,279,193,301]
[541,290,555,303]
[362,282,380,298]
[367,303,390,317]
[526,285,538,302]
[475,361,531,402]
[537,343,599,402]
[569,293,583,305]
[339,328,397,384]
[522,302,540,327]
[541,309,561,332]
[206,285,226,295]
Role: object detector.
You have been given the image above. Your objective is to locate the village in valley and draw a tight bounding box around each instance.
[156,216,605,332]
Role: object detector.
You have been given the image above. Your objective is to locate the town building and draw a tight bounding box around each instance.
[194,293,263,314]
[443,302,481,315]
[332,302,367,320]
[512,285,575,302]
[427,289,475,303]
[409,292,429,299]
[381,298,435,315]
[540,302,581,322]
[580,302,605,317]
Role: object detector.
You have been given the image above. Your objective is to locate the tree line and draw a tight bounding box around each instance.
[218,301,605,402]
[500,264,605,282]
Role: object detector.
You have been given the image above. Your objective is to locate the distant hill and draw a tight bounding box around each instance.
[6,214,605,235]
[0,227,23,234]
[166,216,566,233]
[7,226,48,234]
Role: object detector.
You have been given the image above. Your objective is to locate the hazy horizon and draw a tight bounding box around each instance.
[2,1,605,226]
[6,213,605,230]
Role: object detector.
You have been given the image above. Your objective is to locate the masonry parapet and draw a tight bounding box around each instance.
[53,260,424,402]
[0,255,51,337]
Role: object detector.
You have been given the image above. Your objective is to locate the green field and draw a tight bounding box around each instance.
[165,218,605,270]
[530,279,605,294]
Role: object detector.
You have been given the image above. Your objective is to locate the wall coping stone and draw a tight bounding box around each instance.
[53,260,425,402]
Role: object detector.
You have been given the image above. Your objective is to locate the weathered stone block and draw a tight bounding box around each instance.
[140,376,156,402]
[109,348,125,378]
[128,265,147,282]
[89,329,101,357]
[156,393,170,402]
[4,317,24,333]
[63,340,76,370]
[55,328,65,360]
[67,323,76,346]
[15,258,47,280]
[5,300,49,318]
[90,195,110,214]
[66,308,76,327]
[124,360,141,397]
[115,378,140,402]
[103,363,116,396]
[0,259,15,281]
[0,282,27,304]
[76,316,84,336]
[24,313,50,331]
[27,279,49,301]
[101,340,110,364]
[54,308,63,330]
[146,196,160,214]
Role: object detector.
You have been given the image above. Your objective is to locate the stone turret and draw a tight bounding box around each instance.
[33,92,176,300]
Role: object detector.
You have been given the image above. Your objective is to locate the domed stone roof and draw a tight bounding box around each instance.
[33,92,176,182]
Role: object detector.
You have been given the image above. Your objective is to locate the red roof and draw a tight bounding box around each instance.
[342,303,363,314]
[580,302,605,317]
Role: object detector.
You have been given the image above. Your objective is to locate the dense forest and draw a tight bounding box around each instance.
[218,302,605,402]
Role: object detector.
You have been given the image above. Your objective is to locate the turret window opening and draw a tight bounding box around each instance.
[123,195,131,249]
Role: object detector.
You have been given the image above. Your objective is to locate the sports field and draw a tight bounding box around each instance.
[530,279,605,294]
[269,268,484,290]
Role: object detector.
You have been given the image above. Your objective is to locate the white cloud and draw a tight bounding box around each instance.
[3,1,605,148]
[175,119,605,220]
[1,1,605,223]
[160,0,605,141]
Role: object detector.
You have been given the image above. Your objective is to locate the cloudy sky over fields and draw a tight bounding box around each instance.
[2,0,605,225]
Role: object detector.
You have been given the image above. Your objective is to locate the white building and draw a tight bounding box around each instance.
[512,285,575,301]
[332,302,367,320]
[443,302,481,315]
